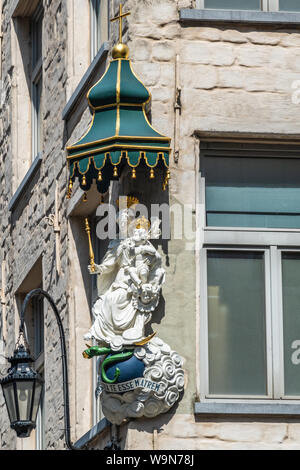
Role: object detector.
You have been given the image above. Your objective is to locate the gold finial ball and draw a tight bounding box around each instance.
[112,43,129,59]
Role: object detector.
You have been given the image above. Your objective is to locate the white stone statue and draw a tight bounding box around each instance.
[84,208,165,351]
[83,200,185,424]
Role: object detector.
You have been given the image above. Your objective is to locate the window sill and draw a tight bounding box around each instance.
[8,153,42,212]
[180,8,300,26]
[62,42,110,122]
[73,418,110,449]
[195,402,300,417]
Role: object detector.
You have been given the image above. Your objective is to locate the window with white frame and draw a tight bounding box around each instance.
[90,0,110,61]
[196,0,300,12]
[31,4,43,161]
[199,142,300,402]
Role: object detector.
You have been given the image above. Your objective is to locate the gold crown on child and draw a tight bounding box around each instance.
[135,216,151,231]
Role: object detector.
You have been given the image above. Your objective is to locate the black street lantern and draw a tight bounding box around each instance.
[0,289,76,449]
[1,343,43,438]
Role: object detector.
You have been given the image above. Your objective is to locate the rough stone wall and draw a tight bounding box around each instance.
[1,0,300,451]
[0,0,70,450]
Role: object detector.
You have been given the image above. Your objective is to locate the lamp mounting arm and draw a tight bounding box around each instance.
[19,288,76,451]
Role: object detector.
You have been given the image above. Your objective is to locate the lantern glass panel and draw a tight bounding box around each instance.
[16,381,34,421]
[2,383,17,423]
[31,381,43,423]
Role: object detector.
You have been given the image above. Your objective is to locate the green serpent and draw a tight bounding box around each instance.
[83,345,134,384]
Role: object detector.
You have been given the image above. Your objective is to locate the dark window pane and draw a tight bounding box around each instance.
[33,77,42,157]
[204,0,262,10]
[203,155,300,229]
[207,251,267,396]
[279,0,300,11]
[32,9,43,67]
[16,381,33,421]
[31,382,43,423]
[282,253,300,396]
[3,383,17,422]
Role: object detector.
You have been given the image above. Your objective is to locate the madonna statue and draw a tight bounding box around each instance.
[84,205,165,351]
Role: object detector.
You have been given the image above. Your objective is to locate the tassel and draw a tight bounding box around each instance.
[131,168,136,179]
[83,192,88,202]
[82,175,87,186]
[67,179,73,199]
[98,170,103,181]
[113,166,118,177]
[150,168,155,179]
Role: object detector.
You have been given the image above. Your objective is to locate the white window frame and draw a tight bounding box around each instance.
[90,0,110,61]
[196,0,294,12]
[198,143,300,405]
[200,245,300,404]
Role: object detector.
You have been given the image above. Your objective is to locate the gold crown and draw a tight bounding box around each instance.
[135,216,151,231]
[117,196,139,208]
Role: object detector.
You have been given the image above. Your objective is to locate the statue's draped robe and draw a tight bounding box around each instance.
[88,239,163,349]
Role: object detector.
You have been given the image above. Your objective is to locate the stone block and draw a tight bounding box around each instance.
[182,64,218,90]
[287,423,300,441]
[182,27,221,42]
[216,423,263,443]
[131,39,152,62]
[286,48,300,72]
[133,62,161,87]
[221,29,248,44]
[281,34,300,47]
[181,41,234,66]
[132,23,162,40]
[159,63,175,87]
[164,414,217,439]
[261,423,288,444]
[246,31,281,46]
[161,23,181,40]
[151,1,178,25]
[151,86,173,103]
[236,45,271,67]
[152,41,175,62]
[218,66,245,89]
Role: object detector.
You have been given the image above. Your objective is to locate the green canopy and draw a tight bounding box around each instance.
[66,50,171,197]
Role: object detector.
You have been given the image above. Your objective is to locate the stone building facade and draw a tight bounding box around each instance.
[1,0,300,450]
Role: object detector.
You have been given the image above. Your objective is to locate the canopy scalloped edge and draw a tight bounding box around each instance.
[66,57,171,197]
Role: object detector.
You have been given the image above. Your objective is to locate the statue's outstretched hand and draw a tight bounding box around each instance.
[88,264,103,275]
